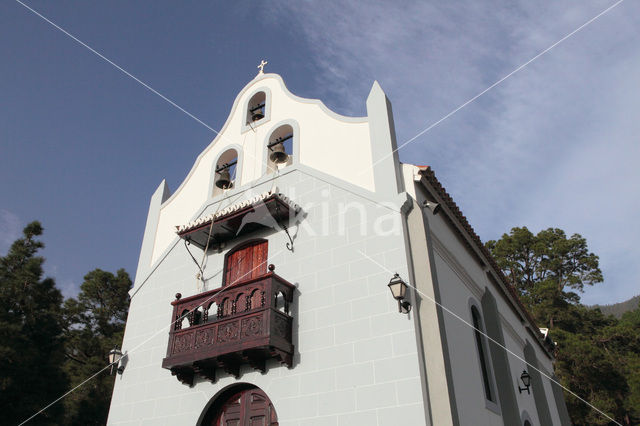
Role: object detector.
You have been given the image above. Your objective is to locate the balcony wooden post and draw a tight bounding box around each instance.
[162,272,295,385]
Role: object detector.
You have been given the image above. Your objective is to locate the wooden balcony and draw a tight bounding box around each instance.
[162,267,295,386]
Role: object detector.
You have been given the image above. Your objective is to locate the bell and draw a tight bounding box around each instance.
[251,108,264,122]
[269,142,288,164]
[215,169,232,189]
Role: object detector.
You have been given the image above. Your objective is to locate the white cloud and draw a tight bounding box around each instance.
[267,0,640,304]
[0,209,22,254]
[59,278,80,299]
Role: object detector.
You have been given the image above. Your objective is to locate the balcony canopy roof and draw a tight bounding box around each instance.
[176,190,300,249]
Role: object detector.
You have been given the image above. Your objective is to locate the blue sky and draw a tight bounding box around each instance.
[1,1,638,305]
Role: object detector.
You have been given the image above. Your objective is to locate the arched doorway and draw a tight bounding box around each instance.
[201,385,278,426]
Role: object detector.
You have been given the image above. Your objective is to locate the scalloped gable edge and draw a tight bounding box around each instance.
[158,73,369,210]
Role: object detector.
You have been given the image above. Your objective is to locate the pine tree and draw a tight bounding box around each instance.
[486,227,603,329]
[62,268,132,425]
[0,222,67,425]
[487,226,639,425]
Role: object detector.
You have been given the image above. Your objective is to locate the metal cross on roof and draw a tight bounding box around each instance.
[257,59,268,75]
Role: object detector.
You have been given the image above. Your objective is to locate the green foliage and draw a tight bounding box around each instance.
[62,268,132,425]
[487,227,602,329]
[594,295,640,318]
[487,227,639,425]
[0,222,132,425]
[0,222,68,425]
[553,309,627,425]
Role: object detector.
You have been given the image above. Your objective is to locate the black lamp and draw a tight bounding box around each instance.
[387,273,411,314]
[422,200,441,214]
[108,346,125,375]
[518,370,531,394]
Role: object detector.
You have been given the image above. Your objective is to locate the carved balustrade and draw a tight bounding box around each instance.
[162,269,295,386]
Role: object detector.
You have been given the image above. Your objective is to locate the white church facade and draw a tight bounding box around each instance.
[106,69,571,426]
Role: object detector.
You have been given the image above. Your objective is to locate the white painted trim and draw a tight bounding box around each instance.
[468,298,501,415]
[431,233,483,299]
[521,409,534,426]
[255,74,368,124]
[209,145,244,197]
[132,165,396,297]
[158,73,367,209]
[241,87,272,133]
[261,119,301,175]
[500,313,526,348]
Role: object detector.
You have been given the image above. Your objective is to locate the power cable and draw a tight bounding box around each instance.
[356,249,622,426]
[14,1,627,422]
[366,0,626,172]
[14,0,276,175]
[19,247,287,425]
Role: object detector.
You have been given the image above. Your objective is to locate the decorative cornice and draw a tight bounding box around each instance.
[500,312,525,348]
[176,189,300,234]
[431,233,483,300]
[417,167,552,358]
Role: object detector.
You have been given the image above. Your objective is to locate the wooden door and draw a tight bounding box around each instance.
[208,388,277,426]
[224,240,268,286]
[215,390,242,426]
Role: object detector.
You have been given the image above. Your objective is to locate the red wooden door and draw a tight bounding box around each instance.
[215,390,242,426]
[224,240,268,286]
[209,388,277,426]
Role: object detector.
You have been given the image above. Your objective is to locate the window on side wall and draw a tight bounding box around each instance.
[472,305,497,404]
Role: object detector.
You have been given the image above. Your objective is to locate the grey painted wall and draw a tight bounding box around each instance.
[523,341,553,425]
[108,167,428,425]
[551,375,573,426]
[481,290,521,426]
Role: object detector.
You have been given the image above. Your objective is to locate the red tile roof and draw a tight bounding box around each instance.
[417,166,552,355]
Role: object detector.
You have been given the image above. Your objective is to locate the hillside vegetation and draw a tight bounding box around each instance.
[487,227,640,425]
[593,295,640,318]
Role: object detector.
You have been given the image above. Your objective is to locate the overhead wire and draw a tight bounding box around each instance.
[285,171,624,425]
[365,0,626,172]
[13,0,278,178]
[21,151,284,423]
[198,131,253,287]
[356,249,622,426]
[187,128,252,292]
[18,360,121,426]
[184,239,205,281]
[19,246,287,425]
[13,0,628,422]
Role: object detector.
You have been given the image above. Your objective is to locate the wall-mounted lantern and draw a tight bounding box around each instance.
[518,370,531,394]
[387,273,411,314]
[108,346,125,375]
[422,200,441,214]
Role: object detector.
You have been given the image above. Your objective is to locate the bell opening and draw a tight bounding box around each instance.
[246,92,266,125]
[213,150,238,194]
[266,127,293,173]
[269,142,289,164]
[215,175,232,189]
[251,109,265,122]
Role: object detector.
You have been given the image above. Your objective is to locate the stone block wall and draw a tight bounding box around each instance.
[108,167,427,426]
